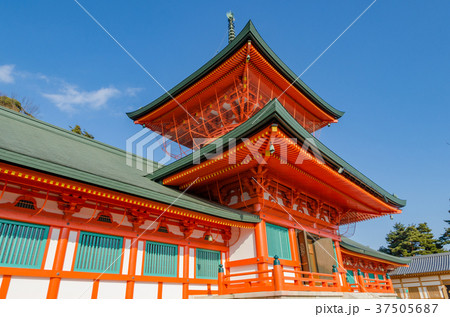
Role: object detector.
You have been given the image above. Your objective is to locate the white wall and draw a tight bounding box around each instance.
[121,239,131,274]
[229,264,258,280]
[229,228,256,261]
[58,279,93,299]
[135,241,144,275]
[62,230,78,271]
[6,277,49,299]
[97,280,126,299]
[162,283,183,299]
[44,228,60,270]
[189,248,195,278]
[133,282,158,299]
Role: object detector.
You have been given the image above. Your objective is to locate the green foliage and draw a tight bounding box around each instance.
[0,95,37,117]
[379,222,445,257]
[439,208,450,247]
[70,125,94,139]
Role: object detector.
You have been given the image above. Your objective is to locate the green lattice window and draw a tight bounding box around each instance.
[378,274,384,280]
[368,273,375,279]
[74,232,123,274]
[346,270,356,284]
[143,241,178,277]
[196,249,220,279]
[266,223,291,260]
[0,219,49,269]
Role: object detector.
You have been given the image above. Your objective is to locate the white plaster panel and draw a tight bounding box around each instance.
[97,280,126,299]
[229,228,256,261]
[178,247,184,277]
[6,277,49,299]
[133,282,158,299]
[135,240,144,275]
[121,239,131,274]
[392,283,402,287]
[440,274,450,279]
[167,224,184,236]
[221,252,227,269]
[111,212,132,227]
[38,200,62,215]
[214,234,224,243]
[74,207,96,219]
[189,248,195,279]
[190,230,204,239]
[210,284,218,291]
[44,228,60,270]
[0,275,2,287]
[62,230,78,271]
[58,279,93,299]
[189,284,208,290]
[420,276,440,282]
[403,282,421,287]
[421,281,441,286]
[402,277,419,283]
[162,283,183,299]
[229,264,258,280]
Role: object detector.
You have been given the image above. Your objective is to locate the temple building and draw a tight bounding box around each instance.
[0,19,408,299]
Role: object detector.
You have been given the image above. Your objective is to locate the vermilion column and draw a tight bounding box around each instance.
[254,220,269,272]
[47,227,70,299]
[125,238,138,299]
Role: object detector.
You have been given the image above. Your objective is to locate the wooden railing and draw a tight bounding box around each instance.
[218,256,340,295]
[351,269,394,293]
[217,258,394,296]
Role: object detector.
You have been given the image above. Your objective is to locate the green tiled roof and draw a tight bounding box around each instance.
[340,236,410,265]
[0,107,260,223]
[127,20,344,121]
[148,98,406,208]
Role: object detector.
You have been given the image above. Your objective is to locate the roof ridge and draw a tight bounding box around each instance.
[406,252,450,259]
[0,106,158,166]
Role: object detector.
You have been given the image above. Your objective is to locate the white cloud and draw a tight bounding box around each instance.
[42,84,120,112]
[125,87,143,97]
[0,64,15,83]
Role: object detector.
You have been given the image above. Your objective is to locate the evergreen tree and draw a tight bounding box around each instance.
[70,125,94,139]
[379,222,444,257]
[439,208,450,247]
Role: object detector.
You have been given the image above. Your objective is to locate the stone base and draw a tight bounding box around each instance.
[192,291,399,299]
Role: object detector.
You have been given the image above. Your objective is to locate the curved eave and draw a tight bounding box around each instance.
[127,20,344,121]
[340,237,410,266]
[148,99,406,208]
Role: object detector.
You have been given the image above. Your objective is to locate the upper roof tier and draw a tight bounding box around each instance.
[127,21,344,152]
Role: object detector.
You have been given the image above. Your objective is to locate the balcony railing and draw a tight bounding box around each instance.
[217,256,394,296]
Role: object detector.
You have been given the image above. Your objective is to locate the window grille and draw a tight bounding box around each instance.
[265,223,291,260]
[143,241,178,277]
[14,199,35,210]
[74,232,123,273]
[0,219,49,269]
[196,249,220,279]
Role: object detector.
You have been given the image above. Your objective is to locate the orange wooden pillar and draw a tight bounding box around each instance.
[333,240,348,290]
[0,275,11,299]
[125,238,138,299]
[47,227,70,299]
[182,245,189,299]
[254,220,269,269]
[288,228,301,284]
[272,256,283,291]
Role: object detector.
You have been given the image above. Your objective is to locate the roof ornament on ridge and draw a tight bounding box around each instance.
[226,11,235,43]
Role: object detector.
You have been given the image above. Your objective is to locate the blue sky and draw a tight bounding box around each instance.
[1,1,449,250]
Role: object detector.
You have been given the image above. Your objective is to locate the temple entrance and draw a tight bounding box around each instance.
[296,230,336,274]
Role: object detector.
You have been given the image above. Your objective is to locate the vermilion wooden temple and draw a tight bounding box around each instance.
[0,20,408,299]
